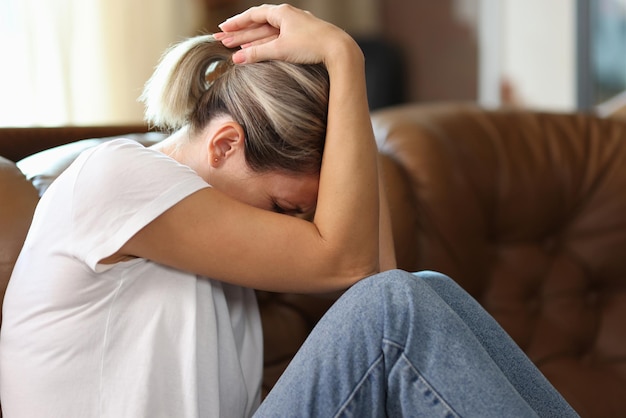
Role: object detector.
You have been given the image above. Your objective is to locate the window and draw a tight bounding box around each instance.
[0,0,205,127]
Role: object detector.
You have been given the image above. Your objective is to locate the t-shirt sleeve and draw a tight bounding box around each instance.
[69,139,210,272]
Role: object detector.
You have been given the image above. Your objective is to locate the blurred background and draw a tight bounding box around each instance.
[1,0,624,126]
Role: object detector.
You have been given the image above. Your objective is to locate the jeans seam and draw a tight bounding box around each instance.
[333,354,385,418]
[384,338,461,418]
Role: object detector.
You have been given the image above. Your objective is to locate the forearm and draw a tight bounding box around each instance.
[313,38,381,279]
[378,159,397,270]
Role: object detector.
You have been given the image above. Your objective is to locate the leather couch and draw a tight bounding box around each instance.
[2,103,625,417]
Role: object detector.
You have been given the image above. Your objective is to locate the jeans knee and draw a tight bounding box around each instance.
[351,269,436,302]
[338,270,459,324]
[413,270,468,302]
[357,269,417,289]
[412,270,454,284]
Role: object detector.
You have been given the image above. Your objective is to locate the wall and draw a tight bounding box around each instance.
[494,0,576,111]
[380,0,480,103]
[378,0,577,111]
[203,0,380,35]
[201,0,480,106]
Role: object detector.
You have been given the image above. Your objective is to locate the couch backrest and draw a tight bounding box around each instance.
[372,103,626,416]
[0,157,38,326]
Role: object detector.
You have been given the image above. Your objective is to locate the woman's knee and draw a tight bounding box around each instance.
[332,270,463,329]
[355,269,453,293]
[412,270,454,284]
[348,269,448,305]
[352,269,419,292]
[413,270,473,305]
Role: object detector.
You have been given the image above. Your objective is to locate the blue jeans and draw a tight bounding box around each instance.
[253,270,578,417]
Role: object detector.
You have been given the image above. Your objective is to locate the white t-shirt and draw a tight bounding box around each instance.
[0,139,263,418]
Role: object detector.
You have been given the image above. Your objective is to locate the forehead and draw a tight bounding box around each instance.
[264,171,319,204]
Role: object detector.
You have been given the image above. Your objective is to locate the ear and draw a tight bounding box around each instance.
[208,121,246,167]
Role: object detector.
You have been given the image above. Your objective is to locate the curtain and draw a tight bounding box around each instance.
[0,0,205,127]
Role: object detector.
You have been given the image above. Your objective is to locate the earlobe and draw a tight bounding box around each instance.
[208,122,245,167]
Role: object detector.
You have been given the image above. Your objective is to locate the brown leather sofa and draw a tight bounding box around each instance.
[2,103,625,417]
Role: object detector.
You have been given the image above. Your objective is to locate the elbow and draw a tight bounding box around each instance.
[330,249,381,289]
[312,225,382,291]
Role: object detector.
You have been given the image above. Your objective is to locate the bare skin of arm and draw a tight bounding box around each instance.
[378,161,397,271]
[118,5,384,293]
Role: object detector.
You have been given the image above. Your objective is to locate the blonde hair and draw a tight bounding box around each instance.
[140,34,329,175]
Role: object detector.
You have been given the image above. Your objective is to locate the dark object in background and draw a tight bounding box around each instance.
[357,38,405,110]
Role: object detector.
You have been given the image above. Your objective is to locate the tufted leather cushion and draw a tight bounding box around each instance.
[372,103,626,417]
[0,157,38,326]
[0,125,152,162]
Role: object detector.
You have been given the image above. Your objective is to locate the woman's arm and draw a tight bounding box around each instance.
[378,159,397,271]
[121,5,382,293]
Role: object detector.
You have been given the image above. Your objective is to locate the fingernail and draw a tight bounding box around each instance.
[213,32,225,40]
[218,17,232,29]
[232,50,246,64]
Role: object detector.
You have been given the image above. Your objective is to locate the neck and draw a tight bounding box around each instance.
[151,127,208,175]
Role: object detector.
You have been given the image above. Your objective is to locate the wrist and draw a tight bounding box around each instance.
[323,34,364,74]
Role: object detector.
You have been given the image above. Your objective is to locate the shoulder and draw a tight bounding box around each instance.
[78,138,186,179]
[70,138,207,204]
[85,138,158,163]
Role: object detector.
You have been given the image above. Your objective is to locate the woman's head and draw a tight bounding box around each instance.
[140,35,330,176]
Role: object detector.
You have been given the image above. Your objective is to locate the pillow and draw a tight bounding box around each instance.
[17,132,166,196]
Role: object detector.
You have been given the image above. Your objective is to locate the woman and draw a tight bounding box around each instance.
[0,4,577,417]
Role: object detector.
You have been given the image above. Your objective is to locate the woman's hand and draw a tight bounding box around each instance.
[214,4,358,66]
